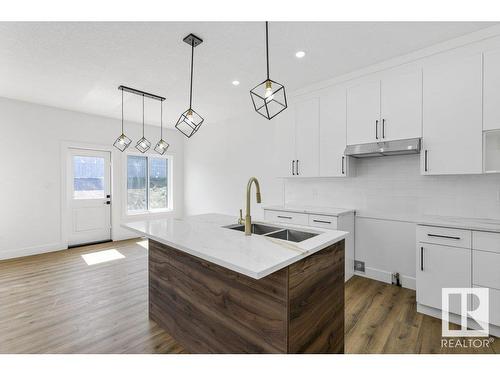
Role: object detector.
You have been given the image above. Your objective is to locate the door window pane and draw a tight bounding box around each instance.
[73,156,105,199]
[127,156,147,212]
[149,158,168,210]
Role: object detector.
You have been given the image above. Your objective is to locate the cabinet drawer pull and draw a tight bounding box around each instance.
[341,156,345,175]
[427,233,461,240]
[382,118,386,138]
[375,120,379,140]
[313,219,332,224]
[292,160,295,176]
[420,247,424,271]
[424,150,428,172]
[277,215,292,219]
[296,160,300,175]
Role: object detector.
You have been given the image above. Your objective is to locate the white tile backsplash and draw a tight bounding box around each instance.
[285,154,500,221]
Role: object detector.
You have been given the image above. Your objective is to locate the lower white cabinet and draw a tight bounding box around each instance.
[472,286,500,327]
[416,242,471,315]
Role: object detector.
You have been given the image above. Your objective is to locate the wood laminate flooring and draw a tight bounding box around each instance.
[0,239,498,354]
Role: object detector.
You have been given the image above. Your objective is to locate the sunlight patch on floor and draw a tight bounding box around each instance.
[81,249,125,265]
[136,239,148,249]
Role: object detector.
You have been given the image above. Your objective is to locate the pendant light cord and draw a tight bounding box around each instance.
[160,100,163,139]
[189,40,194,109]
[266,21,270,80]
[121,88,124,134]
[142,94,145,138]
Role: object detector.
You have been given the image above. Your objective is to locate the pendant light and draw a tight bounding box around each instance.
[154,100,170,155]
[135,94,151,153]
[113,88,132,152]
[250,21,287,120]
[175,33,204,138]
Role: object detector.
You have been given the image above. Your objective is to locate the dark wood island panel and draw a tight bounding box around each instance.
[149,239,344,353]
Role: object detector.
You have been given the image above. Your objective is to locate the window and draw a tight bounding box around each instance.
[127,155,171,213]
[73,156,105,199]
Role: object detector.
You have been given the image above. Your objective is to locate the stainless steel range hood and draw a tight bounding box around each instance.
[344,138,421,158]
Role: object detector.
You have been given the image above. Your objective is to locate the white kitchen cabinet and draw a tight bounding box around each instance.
[380,69,422,141]
[319,87,350,177]
[416,242,471,315]
[421,53,483,175]
[346,80,380,145]
[484,49,500,131]
[472,286,500,327]
[295,97,320,177]
[273,104,295,177]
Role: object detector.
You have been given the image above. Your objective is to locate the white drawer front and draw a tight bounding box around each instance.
[264,210,309,226]
[472,285,500,327]
[473,250,500,290]
[308,214,338,230]
[417,225,471,248]
[473,231,500,254]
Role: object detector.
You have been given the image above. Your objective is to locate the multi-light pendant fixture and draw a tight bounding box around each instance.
[175,33,205,138]
[250,21,288,120]
[113,85,168,154]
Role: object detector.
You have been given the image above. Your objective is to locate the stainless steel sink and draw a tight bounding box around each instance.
[264,229,318,243]
[224,223,282,235]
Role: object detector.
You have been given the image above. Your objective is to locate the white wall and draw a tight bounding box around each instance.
[0,96,184,260]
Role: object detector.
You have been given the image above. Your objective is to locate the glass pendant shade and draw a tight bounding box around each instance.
[113,133,132,152]
[154,139,170,155]
[175,108,204,138]
[250,79,287,120]
[135,137,151,153]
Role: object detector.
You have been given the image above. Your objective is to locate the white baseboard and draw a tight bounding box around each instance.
[354,266,416,290]
[0,242,68,261]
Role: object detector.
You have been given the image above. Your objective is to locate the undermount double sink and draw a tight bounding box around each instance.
[224,223,319,243]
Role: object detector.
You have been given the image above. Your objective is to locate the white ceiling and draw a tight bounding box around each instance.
[0,22,497,127]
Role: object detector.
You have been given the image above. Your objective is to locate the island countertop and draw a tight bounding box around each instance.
[123,213,348,279]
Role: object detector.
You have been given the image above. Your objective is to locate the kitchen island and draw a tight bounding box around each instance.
[124,213,347,354]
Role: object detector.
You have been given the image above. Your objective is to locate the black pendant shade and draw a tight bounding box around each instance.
[113,89,132,152]
[175,33,204,138]
[135,94,151,153]
[250,22,287,120]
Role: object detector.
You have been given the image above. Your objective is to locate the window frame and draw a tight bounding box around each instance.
[123,152,173,216]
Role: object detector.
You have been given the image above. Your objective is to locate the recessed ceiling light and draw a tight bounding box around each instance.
[295,51,306,58]
[232,80,240,86]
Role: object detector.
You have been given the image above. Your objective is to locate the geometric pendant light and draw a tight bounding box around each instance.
[175,33,204,138]
[250,21,287,120]
[154,100,170,155]
[113,88,132,152]
[135,94,151,153]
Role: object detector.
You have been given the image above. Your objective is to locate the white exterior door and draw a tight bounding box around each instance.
[67,149,111,247]
[380,69,422,141]
[421,54,483,175]
[346,80,381,145]
[416,243,471,315]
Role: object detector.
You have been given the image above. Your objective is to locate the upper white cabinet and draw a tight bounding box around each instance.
[380,69,422,141]
[421,53,483,175]
[295,97,320,177]
[346,80,380,145]
[347,69,422,145]
[484,49,500,131]
[319,87,349,177]
[274,104,295,177]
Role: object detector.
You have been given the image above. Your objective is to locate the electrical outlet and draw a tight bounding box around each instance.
[354,260,365,273]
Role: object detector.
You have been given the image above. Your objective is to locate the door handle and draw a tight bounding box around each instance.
[375,120,379,140]
[296,160,299,175]
[382,119,386,138]
[292,160,295,176]
[342,156,345,175]
[420,247,424,271]
[424,150,428,172]
[105,201,111,205]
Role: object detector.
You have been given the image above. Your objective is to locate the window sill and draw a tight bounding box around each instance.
[125,208,174,217]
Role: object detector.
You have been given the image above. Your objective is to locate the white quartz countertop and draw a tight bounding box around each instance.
[418,215,500,233]
[263,205,355,216]
[123,213,348,279]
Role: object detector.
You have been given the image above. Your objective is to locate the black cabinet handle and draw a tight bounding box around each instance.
[375,120,379,140]
[342,156,345,174]
[382,119,386,138]
[427,234,461,240]
[296,160,299,175]
[277,215,292,219]
[292,160,295,176]
[313,219,332,224]
[424,150,428,172]
[420,247,424,271]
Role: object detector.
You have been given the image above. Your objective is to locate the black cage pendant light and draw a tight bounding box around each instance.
[175,33,204,138]
[113,89,132,152]
[154,100,170,155]
[135,94,151,153]
[250,21,287,120]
